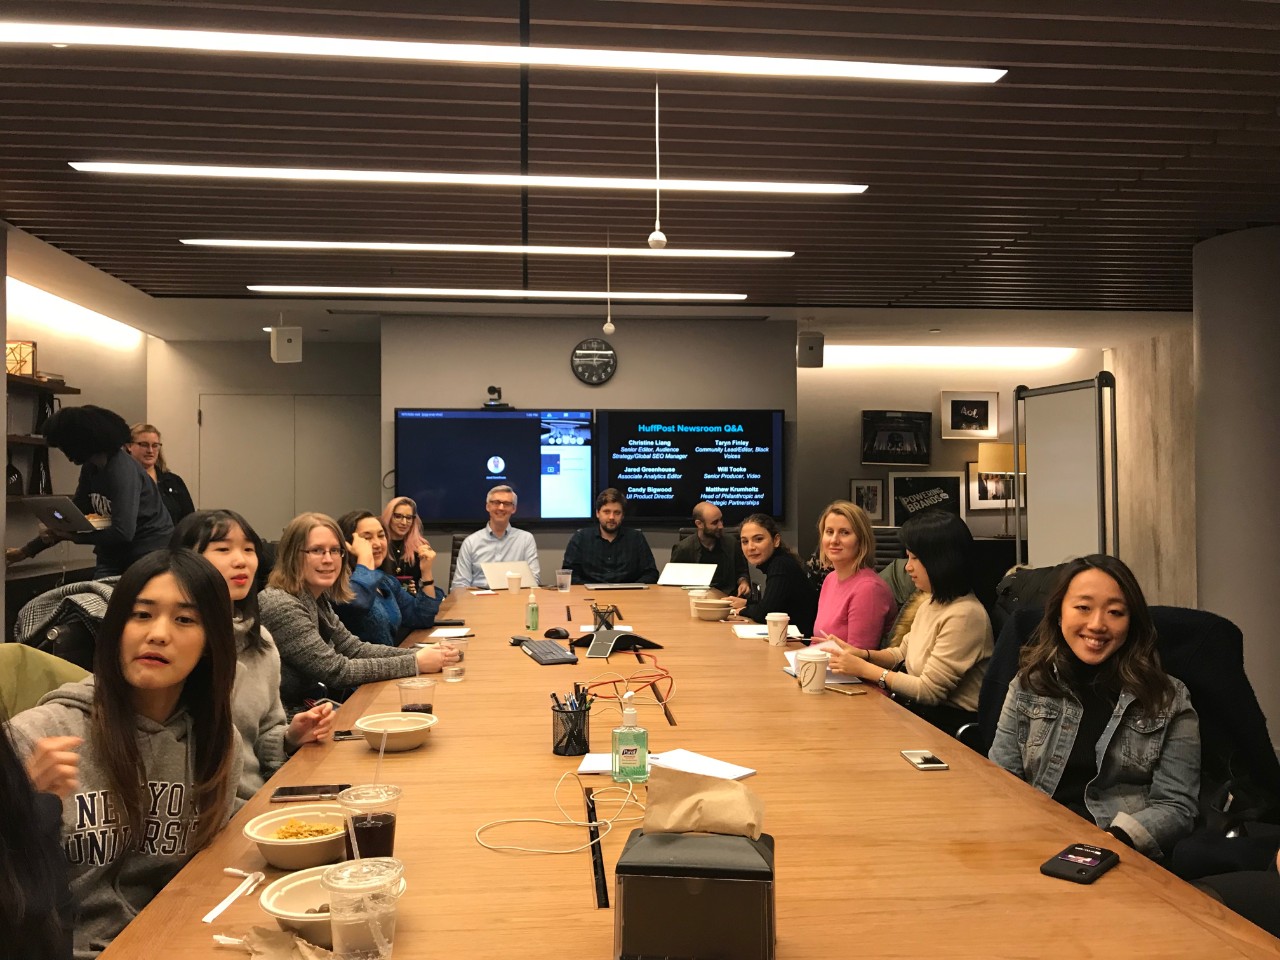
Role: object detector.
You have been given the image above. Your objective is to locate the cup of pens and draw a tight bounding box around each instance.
[551,689,591,756]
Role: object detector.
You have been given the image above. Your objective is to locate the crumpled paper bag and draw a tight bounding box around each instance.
[641,765,764,840]
[232,927,332,959]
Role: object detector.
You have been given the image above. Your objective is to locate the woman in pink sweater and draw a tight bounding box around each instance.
[812,500,897,649]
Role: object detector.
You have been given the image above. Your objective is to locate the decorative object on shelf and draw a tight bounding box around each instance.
[971,443,1027,538]
[940,391,998,440]
[849,478,885,522]
[5,340,37,376]
[571,338,617,385]
[861,410,931,466]
[33,393,57,435]
[26,448,52,495]
[6,453,23,497]
[888,472,966,527]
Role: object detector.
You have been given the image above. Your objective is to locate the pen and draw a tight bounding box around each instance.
[551,692,563,708]
[566,605,572,620]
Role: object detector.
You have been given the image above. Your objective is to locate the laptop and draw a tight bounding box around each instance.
[24,495,108,536]
[657,562,717,587]
[479,561,538,589]
[584,582,649,591]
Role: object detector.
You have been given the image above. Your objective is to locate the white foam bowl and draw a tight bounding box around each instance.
[354,712,438,752]
[243,803,347,870]
[692,600,733,622]
[258,864,407,950]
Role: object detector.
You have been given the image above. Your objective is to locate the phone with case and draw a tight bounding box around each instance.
[1040,843,1120,884]
[900,749,948,771]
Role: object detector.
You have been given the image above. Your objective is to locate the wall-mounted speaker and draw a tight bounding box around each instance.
[797,331,824,367]
[270,326,303,363]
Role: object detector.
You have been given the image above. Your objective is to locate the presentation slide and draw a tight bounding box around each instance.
[596,410,785,522]
[395,409,593,523]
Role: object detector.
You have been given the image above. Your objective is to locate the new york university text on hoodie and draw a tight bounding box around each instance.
[5,677,242,959]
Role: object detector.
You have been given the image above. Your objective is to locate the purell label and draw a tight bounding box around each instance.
[620,746,639,764]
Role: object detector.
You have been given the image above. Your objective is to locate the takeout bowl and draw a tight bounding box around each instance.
[354,712,438,752]
[243,804,347,870]
[258,863,408,950]
[692,599,734,622]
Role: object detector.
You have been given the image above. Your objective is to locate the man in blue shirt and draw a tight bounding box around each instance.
[451,485,542,588]
[562,488,659,585]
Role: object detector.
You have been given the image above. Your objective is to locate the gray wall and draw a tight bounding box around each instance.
[381,315,798,585]
[1194,226,1280,733]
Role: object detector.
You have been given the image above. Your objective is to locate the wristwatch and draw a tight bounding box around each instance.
[877,669,890,690]
[421,580,435,587]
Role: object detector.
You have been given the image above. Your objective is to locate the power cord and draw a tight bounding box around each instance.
[474,771,645,855]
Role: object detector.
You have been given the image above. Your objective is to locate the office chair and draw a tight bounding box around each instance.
[447,532,468,589]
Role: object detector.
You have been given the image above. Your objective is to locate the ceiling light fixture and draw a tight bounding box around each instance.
[648,83,666,249]
[0,23,1007,83]
[603,239,616,335]
[73,161,865,195]
[179,239,793,258]
[247,285,746,301]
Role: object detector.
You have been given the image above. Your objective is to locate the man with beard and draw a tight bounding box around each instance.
[562,488,658,585]
[670,501,750,597]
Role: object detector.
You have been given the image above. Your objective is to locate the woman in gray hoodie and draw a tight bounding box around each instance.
[6,550,242,959]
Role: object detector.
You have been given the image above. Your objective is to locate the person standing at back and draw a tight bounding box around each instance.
[669,501,750,597]
[127,423,195,525]
[562,488,658,585]
[451,485,541,589]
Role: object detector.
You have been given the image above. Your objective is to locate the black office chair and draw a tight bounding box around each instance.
[870,526,907,568]
[447,532,468,589]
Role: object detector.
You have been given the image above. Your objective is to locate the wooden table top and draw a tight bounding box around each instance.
[102,586,1279,959]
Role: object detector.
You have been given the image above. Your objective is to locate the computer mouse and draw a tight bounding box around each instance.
[544,627,570,640]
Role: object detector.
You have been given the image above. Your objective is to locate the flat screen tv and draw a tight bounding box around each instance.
[594,409,785,523]
[395,408,594,523]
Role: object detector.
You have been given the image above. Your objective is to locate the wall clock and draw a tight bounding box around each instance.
[571,338,617,385]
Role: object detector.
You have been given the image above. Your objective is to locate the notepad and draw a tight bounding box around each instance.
[731,624,803,640]
[782,649,862,685]
[575,749,755,780]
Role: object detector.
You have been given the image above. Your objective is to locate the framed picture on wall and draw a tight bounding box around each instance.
[849,478,885,522]
[888,472,966,527]
[940,391,998,440]
[861,410,932,466]
[966,461,1025,511]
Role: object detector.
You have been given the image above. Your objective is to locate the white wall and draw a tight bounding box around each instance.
[795,347,1105,555]
[381,315,799,585]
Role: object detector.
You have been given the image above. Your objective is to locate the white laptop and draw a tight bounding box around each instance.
[584,582,649,591]
[479,561,538,589]
[657,562,717,587]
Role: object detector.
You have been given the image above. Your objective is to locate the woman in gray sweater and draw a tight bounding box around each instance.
[259,512,457,714]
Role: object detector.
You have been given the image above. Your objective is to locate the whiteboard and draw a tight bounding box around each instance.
[1025,387,1102,567]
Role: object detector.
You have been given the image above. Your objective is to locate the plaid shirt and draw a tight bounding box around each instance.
[562,525,659,584]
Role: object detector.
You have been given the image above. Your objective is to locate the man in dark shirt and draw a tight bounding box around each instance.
[562,488,659,585]
[669,501,750,597]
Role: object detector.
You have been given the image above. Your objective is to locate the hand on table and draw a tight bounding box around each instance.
[735,580,752,598]
[415,642,459,674]
[26,735,83,797]
[286,702,334,750]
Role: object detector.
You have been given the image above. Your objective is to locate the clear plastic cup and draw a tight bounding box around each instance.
[339,784,401,859]
[397,678,436,715]
[321,856,404,960]
[556,569,572,592]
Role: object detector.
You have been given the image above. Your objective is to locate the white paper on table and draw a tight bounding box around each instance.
[650,748,756,781]
[576,753,651,775]
[469,589,497,596]
[782,649,862,684]
[731,624,802,640]
[578,625,633,632]
[427,627,473,639]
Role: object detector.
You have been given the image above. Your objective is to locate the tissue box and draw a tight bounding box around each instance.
[614,829,775,960]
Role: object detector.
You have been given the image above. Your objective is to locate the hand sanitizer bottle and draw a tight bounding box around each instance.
[612,691,648,783]
[525,589,539,631]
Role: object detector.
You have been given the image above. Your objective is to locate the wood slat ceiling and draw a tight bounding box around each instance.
[2,0,1278,312]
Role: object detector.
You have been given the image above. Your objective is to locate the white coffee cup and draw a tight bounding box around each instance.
[795,648,830,694]
[765,612,790,646]
[505,572,521,593]
[688,589,710,617]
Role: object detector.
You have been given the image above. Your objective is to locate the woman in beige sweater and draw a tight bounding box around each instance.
[827,509,993,733]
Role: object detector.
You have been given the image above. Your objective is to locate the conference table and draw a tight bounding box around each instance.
[102,586,1278,959]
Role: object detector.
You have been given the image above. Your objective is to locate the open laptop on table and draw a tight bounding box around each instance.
[479,561,537,589]
[23,495,109,536]
[584,582,649,591]
[657,562,717,587]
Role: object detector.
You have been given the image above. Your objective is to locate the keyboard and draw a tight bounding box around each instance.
[521,639,579,665]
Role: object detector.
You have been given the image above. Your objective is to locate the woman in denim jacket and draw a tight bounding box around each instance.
[989,555,1200,860]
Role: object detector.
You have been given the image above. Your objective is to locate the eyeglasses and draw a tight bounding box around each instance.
[304,547,344,559]
[487,499,515,508]
[391,513,416,522]
[132,441,162,450]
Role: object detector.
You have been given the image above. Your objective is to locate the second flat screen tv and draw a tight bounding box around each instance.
[595,409,785,523]
[395,409,594,523]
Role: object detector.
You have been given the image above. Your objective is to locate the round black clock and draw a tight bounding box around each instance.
[570,338,618,385]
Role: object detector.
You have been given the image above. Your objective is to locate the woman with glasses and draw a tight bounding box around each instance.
[127,423,195,525]
[333,511,445,646]
[259,512,458,715]
[380,496,432,585]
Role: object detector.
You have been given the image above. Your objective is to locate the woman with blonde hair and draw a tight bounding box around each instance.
[812,500,897,649]
[259,512,457,715]
[380,496,432,584]
[127,423,195,524]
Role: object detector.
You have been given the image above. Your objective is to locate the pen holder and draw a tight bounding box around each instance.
[592,603,620,631]
[551,703,591,756]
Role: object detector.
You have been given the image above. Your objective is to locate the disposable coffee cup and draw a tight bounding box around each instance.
[688,589,710,617]
[556,569,572,592]
[398,677,436,715]
[766,612,790,646]
[339,784,401,859]
[796,649,830,694]
[506,572,521,593]
[321,857,404,960]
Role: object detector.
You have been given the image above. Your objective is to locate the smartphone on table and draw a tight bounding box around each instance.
[269,783,351,802]
[901,750,949,771]
[1040,843,1120,884]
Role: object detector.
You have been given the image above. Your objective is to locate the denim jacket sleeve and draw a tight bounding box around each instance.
[346,565,381,613]
[988,680,1027,780]
[1108,681,1201,860]
[397,582,445,630]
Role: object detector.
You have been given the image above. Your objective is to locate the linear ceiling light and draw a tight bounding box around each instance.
[0,23,1007,83]
[182,239,793,258]
[73,162,865,195]
[247,285,746,301]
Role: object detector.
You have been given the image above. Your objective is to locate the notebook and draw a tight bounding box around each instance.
[479,561,537,589]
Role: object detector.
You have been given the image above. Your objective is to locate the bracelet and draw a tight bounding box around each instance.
[421,580,435,586]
